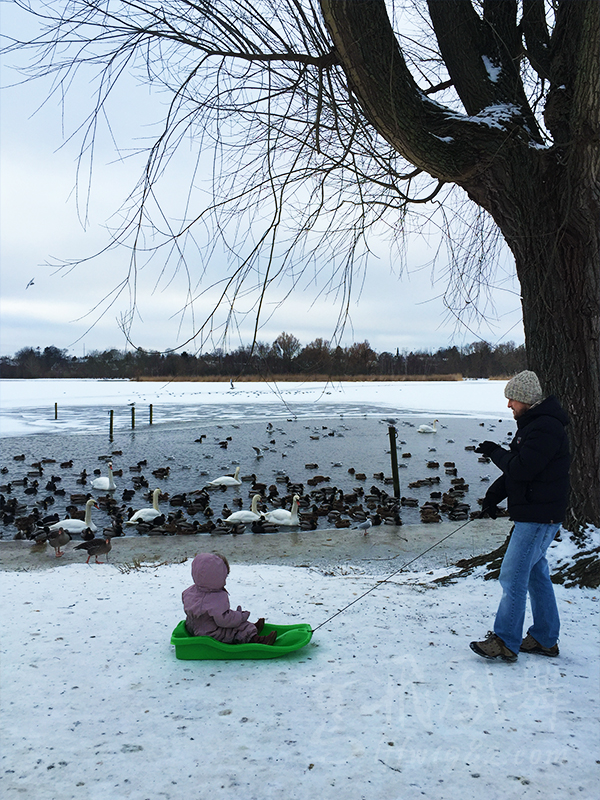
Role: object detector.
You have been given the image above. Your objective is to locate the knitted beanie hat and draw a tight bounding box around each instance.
[504,370,543,405]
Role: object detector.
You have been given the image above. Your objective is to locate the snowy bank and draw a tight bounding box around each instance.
[1,559,598,800]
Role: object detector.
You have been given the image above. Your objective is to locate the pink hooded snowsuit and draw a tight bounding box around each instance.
[182,553,258,643]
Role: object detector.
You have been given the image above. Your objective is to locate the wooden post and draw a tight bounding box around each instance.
[131,405,136,429]
[109,410,114,440]
[149,404,153,425]
[54,402,58,420]
[388,425,401,499]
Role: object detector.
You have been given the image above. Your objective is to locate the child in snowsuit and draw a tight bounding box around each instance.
[182,552,276,645]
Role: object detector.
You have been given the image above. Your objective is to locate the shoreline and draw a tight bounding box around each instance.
[0,518,512,573]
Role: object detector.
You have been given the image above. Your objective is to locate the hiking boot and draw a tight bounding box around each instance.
[520,633,559,657]
[470,632,518,663]
[251,631,277,646]
[254,618,266,634]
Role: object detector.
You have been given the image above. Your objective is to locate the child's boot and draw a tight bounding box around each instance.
[251,631,277,646]
[254,618,266,634]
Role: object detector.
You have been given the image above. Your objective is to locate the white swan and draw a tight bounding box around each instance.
[418,419,438,434]
[125,488,162,524]
[49,498,98,534]
[265,495,300,526]
[208,466,242,486]
[224,495,263,524]
[91,462,116,492]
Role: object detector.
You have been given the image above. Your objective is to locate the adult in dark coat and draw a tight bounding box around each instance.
[470,371,570,663]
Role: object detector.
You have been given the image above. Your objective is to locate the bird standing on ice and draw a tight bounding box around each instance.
[418,419,438,434]
[354,519,372,535]
[208,466,242,486]
[43,527,72,556]
[91,462,116,492]
[74,537,112,564]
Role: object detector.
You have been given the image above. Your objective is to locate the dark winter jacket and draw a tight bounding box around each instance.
[484,395,570,523]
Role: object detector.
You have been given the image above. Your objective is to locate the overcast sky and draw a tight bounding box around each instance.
[0,4,525,359]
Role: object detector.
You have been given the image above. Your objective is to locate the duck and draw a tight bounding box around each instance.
[91,462,116,492]
[74,536,112,564]
[417,419,438,434]
[264,495,300,526]
[125,488,162,524]
[48,498,99,534]
[208,466,242,487]
[251,519,280,534]
[224,495,263,525]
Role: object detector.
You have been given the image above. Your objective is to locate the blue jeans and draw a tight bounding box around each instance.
[494,521,561,655]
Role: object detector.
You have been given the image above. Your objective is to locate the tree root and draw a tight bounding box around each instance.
[434,531,600,589]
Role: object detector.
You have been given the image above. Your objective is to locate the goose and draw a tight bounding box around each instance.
[417,419,438,434]
[48,498,98,534]
[48,527,72,557]
[125,488,162,524]
[74,536,112,564]
[91,462,116,492]
[265,495,300,526]
[224,495,263,525]
[208,466,242,487]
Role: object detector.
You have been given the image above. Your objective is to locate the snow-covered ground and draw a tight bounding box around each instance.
[1,556,598,800]
[1,379,598,799]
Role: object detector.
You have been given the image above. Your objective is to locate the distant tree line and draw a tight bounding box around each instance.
[0,336,527,380]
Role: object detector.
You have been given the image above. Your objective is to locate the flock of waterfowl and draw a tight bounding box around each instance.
[0,415,512,558]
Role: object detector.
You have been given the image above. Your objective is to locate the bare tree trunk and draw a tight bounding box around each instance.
[473,155,600,531]
[516,226,600,532]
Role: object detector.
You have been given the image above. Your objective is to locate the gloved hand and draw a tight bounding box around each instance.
[479,502,499,520]
[475,440,499,457]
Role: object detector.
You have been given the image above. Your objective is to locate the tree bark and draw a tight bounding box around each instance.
[321,0,600,528]
[484,164,600,531]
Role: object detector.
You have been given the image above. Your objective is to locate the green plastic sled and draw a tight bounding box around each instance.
[170,620,313,660]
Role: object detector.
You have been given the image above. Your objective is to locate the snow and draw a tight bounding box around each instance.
[0,378,510,438]
[1,379,598,798]
[1,559,598,799]
[441,102,522,132]
[481,55,502,83]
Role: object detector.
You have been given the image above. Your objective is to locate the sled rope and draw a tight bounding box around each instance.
[312,518,475,632]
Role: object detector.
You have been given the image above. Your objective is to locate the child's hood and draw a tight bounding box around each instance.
[190,553,228,591]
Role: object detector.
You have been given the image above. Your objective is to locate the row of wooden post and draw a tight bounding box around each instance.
[53,403,154,438]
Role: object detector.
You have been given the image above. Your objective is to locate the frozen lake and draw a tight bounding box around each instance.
[0,379,513,537]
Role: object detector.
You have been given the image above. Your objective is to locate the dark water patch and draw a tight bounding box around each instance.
[0,412,514,540]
